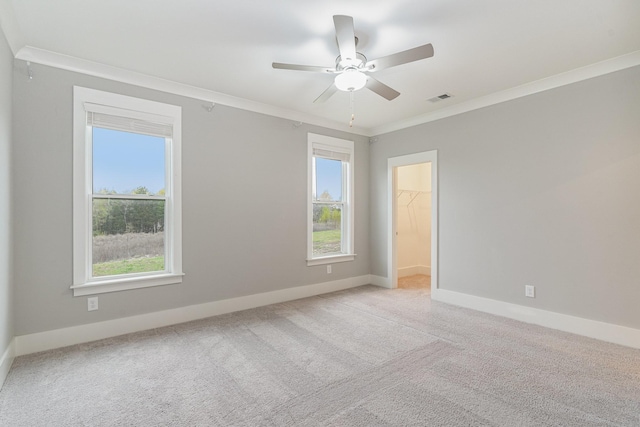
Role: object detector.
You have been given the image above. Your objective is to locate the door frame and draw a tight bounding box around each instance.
[387,150,438,289]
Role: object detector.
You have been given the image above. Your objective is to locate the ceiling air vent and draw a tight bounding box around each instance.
[428,93,453,103]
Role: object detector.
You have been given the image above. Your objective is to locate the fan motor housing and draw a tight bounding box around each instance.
[336,52,367,71]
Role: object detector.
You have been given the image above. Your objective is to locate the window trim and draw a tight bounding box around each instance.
[307,133,355,266]
[72,86,183,296]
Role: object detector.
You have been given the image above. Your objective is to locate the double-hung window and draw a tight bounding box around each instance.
[72,87,183,296]
[307,133,355,266]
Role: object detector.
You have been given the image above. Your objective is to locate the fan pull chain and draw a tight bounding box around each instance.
[349,91,355,127]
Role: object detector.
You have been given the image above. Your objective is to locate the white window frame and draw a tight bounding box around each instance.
[307,133,355,266]
[72,86,183,296]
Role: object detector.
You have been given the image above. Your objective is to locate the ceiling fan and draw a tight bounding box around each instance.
[272,15,434,103]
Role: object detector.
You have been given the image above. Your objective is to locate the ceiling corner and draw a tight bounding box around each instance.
[0,0,26,55]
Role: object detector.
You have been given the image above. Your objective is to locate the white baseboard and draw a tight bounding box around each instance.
[398,265,431,278]
[0,338,15,390]
[18,277,637,357]
[431,288,640,349]
[15,275,370,356]
[369,274,391,288]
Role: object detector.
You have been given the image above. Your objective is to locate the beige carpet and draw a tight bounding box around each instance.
[1,285,639,426]
[398,274,431,289]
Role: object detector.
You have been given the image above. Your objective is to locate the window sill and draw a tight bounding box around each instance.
[306,254,356,267]
[71,272,184,296]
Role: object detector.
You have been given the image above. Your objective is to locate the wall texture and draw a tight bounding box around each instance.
[370,66,640,329]
[12,61,370,336]
[0,31,13,356]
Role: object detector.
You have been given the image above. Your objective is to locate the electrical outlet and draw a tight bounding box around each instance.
[525,285,535,298]
[88,297,99,311]
[327,265,332,274]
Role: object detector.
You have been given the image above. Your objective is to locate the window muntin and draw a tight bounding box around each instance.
[73,87,183,296]
[307,134,355,266]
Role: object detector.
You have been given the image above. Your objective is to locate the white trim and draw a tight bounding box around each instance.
[0,338,15,390]
[71,273,185,297]
[306,254,355,266]
[387,151,438,290]
[15,46,368,136]
[84,102,176,127]
[307,133,355,266]
[72,86,183,296]
[398,265,431,278]
[431,288,640,350]
[370,50,640,136]
[370,274,392,289]
[13,47,640,137]
[15,275,370,356]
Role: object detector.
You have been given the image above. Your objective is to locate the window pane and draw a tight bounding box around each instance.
[93,127,165,195]
[312,203,342,256]
[315,157,342,202]
[92,198,165,277]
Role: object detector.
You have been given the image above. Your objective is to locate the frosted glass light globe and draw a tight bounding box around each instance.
[334,69,367,92]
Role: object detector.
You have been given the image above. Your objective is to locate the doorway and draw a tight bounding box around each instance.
[387,151,438,291]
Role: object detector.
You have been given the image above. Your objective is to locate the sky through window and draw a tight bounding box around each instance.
[92,127,165,195]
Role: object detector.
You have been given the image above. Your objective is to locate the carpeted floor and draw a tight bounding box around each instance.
[1,285,639,426]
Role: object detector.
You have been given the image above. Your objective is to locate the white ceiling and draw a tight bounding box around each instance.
[2,0,640,135]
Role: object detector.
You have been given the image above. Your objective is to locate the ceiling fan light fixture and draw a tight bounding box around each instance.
[334,68,367,92]
[272,15,434,103]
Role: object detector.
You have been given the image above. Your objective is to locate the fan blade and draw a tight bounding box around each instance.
[333,15,357,62]
[272,62,334,73]
[314,84,338,103]
[367,43,434,71]
[366,76,400,101]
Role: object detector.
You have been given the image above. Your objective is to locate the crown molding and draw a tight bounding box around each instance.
[13,45,640,138]
[370,50,640,136]
[14,46,370,136]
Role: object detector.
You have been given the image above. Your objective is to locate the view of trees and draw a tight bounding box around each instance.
[91,186,343,264]
[93,186,165,236]
[313,190,341,232]
[317,205,341,227]
[312,198,342,255]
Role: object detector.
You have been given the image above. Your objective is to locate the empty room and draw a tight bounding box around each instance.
[1,1,639,425]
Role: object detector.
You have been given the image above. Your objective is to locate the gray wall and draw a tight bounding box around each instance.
[12,61,369,336]
[10,56,640,337]
[0,31,12,355]
[370,66,640,329]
